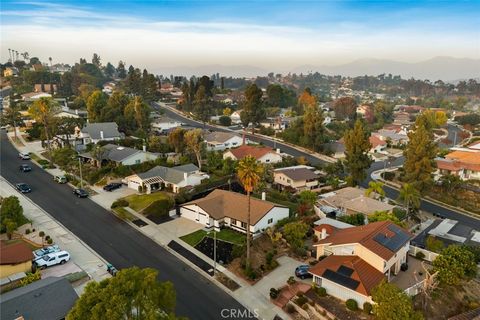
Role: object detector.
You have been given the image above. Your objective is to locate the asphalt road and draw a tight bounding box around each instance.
[155,102,480,229]
[0,132,249,320]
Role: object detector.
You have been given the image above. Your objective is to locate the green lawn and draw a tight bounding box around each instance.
[123,192,172,212]
[112,207,135,221]
[180,228,245,247]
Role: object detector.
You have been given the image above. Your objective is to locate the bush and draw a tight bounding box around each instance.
[295,295,308,307]
[47,238,53,244]
[265,251,274,266]
[20,271,41,287]
[269,288,279,299]
[286,304,296,314]
[416,251,426,260]
[382,171,395,181]
[393,207,407,221]
[244,267,257,280]
[363,302,372,314]
[111,199,129,209]
[25,229,31,234]
[45,235,50,240]
[142,198,174,217]
[287,276,296,285]
[346,299,358,311]
[219,115,232,126]
[39,231,45,237]
[314,286,327,297]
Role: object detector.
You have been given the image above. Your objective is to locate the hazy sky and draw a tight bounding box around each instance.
[2,0,479,74]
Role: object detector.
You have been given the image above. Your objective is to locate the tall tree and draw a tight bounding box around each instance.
[433,245,477,286]
[193,85,212,124]
[0,196,26,234]
[398,183,421,220]
[343,120,372,186]
[237,155,263,269]
[92,53,101,67]
[371,280,423,320]
[184,129,204,170]
[28,97,60,158]
[167,127,186,154]
[117,61,127,79]
[1,105,22,142]
[242,83,265,134]
[403,115,437,190]
[124,96,151,134]
[297,88,316,115]
[333,97,357,121]
[67,267,179,320]
[104,62,115,78]
[303,103,324,151]
[86,90,108,122]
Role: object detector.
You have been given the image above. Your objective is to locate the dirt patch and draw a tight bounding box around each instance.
[305,289,368,320]
[215,272,240,291]
[414,277,480,319]
[195,237,235,264]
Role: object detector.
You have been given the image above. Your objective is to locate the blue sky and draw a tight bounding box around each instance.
[2,0,479,74]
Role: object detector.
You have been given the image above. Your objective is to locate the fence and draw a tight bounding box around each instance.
[404,280,425,296]
[409,245,440,262]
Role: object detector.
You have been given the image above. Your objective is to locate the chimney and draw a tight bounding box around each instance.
[184,172,188,183]
[261,192,266,201]
[100,130,104,139]
[321,228,327,240]
[276,148,280,154]
[143,145,146,152]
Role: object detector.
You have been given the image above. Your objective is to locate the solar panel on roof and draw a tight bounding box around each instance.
[373,224,410,252]
[337,265,354,277]
[322,269,359,291]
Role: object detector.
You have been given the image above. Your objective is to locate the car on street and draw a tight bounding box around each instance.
[33,245,61,258]
[16,183,32,193]
[34,250,71,269]
[54,175,67,184]
[103,182,122,192]
[18,152,31,160]
[19,164,32,172]
[295,265,312,279]
[73,188,89,198]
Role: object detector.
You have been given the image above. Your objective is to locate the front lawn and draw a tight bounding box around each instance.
[180,228,246,247]
[123,192,173,212]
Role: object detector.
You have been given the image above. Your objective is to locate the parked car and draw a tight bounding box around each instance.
[33,245,60,258]
[34,250,70,269]
[16,183,32,193]
[18,152,31,160]
[295,265,312,279]
[103,182,122,192]
[73,188,88,198]
[54,175,67,184]
[19,164,32,172]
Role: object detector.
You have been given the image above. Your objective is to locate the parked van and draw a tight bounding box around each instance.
[34,250,71,269]
[54,175,67,184]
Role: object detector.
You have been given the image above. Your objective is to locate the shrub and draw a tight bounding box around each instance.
[287,276,296,285]
[47,238,53,244]
[416,251,426,260]
[270,288,279,299]
[39,231,45,237]
[363,302,372,314]
[382,171,395,181]
[286,304,295,314]
[232,245,246,259]
[295,295,308,307]
[219,115,232,126]
[314,286,327,297]
[111,199,129,209]
[45,235,51,240]
[25,229,31,234]
[20,271,41,286]
[265,251,274,266]
[346,299,358,311]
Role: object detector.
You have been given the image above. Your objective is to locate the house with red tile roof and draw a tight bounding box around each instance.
[436,149,480,180]
[223,145,282,164]
[0,241,33,278]
[310,221,412,308]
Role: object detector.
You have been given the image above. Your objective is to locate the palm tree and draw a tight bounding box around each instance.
[398,183,421,220]
[8,48,11,62]
[365,181,385,200]
[237,155,264,269]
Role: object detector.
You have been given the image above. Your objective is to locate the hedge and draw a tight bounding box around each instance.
[111,199,129,209]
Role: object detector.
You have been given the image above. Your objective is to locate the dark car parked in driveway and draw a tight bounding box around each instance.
[19,164,32,172]
[103,182,122,192]
[16,183,32,193]
[295,265,312,279]
[73,188,89,198]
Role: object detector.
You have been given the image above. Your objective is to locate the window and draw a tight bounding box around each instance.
[268,218,273,224]
[135,159,141,164]
[241,222,247,229]
[231,218,237,225]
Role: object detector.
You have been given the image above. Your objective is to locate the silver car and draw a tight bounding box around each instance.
[33,245,60,259]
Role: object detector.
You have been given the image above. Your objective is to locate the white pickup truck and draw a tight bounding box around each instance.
[34,251,71,269]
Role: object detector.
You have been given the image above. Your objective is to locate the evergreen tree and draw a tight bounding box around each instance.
[343,120,372,186]
[242,83,265,134]
[86,90,108,122]
[303,103,324,151]
[117,61,126,79]
[403,115,437,190]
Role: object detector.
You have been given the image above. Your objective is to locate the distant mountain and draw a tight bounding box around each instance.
[154,64,268,78]
[291,57,480,82]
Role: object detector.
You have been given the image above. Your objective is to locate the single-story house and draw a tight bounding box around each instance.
[223,145,282,164]
[436,149,480,180]
[230,110,242,124]
[151,116,184,134]
[310,221,412,307]
[180,189,289,235]
[372,129,409,146]
[74,122,123,150]
[204,131,245,151]
[318,187,395,217]
[3,67,18,77]
[80,144,159,167]
[274,165,320,191]
[369,135,387,154]
[0,277,78,320]
[124,164,208,193]
[21,92,52,101]
[0,241,33,278]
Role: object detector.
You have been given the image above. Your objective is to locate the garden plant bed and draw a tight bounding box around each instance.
[194,236,235,264]
[305,289,367,320]
[180,229,246,247]
[131,219,148,227]
[215,272,241,291]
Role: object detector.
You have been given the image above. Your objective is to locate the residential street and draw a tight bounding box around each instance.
[0,131,249,320]
[154,102,480,229]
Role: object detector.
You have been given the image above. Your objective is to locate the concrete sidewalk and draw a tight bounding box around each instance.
[0,177,110,295]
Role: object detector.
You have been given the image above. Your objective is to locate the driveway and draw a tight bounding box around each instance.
[90,186,137,210]
[40,260,83,278]
[253,255,309,298]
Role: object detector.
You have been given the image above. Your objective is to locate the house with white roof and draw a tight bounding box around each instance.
[204,131,245,151]
[79,144,159,167]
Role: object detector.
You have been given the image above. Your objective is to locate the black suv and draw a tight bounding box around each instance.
[16,183,32,193]
[19,164,32,172]
[73,188,89,198]
[103,182,122,192]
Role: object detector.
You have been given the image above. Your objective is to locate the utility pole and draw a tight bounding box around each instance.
[453,131,457,146]
[78,157,83,189]
[213,230,217,276]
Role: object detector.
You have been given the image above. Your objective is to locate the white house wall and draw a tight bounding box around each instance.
[251,207,289,233]
[206,136,244,151]
[258,153,282,164]
[121,152,158,166]
[313,276,373,308]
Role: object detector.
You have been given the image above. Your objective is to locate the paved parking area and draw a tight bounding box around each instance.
[159,217,205,238]
[90,185,137,210]
[40,260,82,278]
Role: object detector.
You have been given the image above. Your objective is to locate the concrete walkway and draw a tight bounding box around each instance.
[0,177,110,295]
